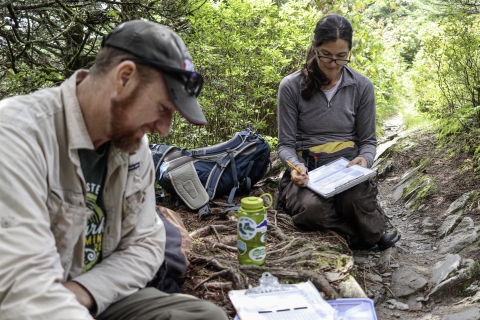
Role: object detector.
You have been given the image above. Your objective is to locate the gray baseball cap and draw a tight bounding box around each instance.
[102,20,207,125]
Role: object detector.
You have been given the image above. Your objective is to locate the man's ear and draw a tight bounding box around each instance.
[311,40,316,51]
[112,60,138,98]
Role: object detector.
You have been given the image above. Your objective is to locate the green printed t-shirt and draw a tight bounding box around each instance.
[78,142,110,273]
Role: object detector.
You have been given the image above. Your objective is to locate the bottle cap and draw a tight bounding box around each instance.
[241,196,264,211]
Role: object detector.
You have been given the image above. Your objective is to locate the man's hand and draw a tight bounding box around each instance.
[347,156,368,168]
[290,164,309,187]
[64,281,96,313]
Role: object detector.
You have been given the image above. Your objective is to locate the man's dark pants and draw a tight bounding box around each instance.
[97,288,228,320]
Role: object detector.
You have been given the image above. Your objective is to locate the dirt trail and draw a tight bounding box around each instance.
[366,117,480,320]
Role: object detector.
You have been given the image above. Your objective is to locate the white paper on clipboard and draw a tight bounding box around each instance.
[306,157,376,198]
[228,281,337,320]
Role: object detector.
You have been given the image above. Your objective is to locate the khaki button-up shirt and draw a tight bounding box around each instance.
[0,70,166,319]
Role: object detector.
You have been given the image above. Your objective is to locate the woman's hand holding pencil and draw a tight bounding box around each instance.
[286,160,309,188]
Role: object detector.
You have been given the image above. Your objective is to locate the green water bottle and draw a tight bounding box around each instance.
[237,193,272,265]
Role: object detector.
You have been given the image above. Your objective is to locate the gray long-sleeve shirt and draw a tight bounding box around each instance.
[277,67,377,168]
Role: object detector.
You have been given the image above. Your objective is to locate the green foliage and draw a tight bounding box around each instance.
[0,0,202,98]
[411,14,480,125]
[365,0,424,66]
[157,0,320,147]
[402,111,435,130]
[1,0,408,149]
[156,0,404,147]
[436,118,465,141]
[264,135,278,151]
[353,2,413,126]
[422,0,480,15]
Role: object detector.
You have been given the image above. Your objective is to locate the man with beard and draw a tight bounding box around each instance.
[0,20,227,320]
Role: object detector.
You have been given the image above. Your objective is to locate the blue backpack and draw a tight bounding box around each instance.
[150,129,271,219]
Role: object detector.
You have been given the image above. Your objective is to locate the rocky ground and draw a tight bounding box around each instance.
[159,117,480,320]
[366,118,480,320]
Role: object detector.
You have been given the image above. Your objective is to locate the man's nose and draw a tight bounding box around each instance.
[154,113,173,137]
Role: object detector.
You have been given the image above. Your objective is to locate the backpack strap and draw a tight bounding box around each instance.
[242,160,255,195]
[198,204,212,220]
[150,144,179,178]
[189,131,246,157]
[204,140,257,203]
[169,162,209,210]
[227,150,239,204]
[219,204,241,215]
[197,201,241,220]
[157,145,178,164]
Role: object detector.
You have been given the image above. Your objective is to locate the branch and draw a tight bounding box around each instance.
[53,0,103,35]
[66,31,91,70]
[3,2,57,10]
[5,36,17,74]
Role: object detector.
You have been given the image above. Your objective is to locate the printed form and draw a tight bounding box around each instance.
[307,158,376,198]
[229,281,338,320]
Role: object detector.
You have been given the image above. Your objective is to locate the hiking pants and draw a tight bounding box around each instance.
[97,287,228,320]
[279,171,385,248]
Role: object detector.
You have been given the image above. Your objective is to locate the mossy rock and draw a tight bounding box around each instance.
[403,175,437,210]
[312,252,353,273]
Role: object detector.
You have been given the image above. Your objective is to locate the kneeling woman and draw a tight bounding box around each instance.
[277,14,400,250]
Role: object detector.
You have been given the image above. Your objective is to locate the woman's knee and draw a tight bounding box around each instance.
[340,180,377,203]
[291,196,337,229]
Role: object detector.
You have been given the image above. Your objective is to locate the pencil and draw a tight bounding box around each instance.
[285,160,302,174]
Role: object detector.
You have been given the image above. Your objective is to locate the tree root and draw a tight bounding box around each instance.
[203,238,237,253]
[294,260,330,268]
[267,250,312,264]
[238,265,338,299]
[189,225,232,239]
[194,269,232,290]
[267,237,301,255]
[190,253,340,298]
[269,226,287,241]
[203,282,233,290]
[190,253,245,289]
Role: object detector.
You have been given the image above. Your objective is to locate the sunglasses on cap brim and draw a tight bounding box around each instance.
[120,58,204,97]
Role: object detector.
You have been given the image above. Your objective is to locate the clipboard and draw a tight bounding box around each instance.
[306,157,376,198]
[229,281,338,320]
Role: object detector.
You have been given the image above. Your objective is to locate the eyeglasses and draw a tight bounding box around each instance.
[121,58,204,97]
[315,49,350,66]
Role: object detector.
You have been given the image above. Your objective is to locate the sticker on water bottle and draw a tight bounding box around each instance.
[238,217,257,240]
[237,240,247,255]
[249,246,266,261]
[260,233,266,243]
[256,217,267,233]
